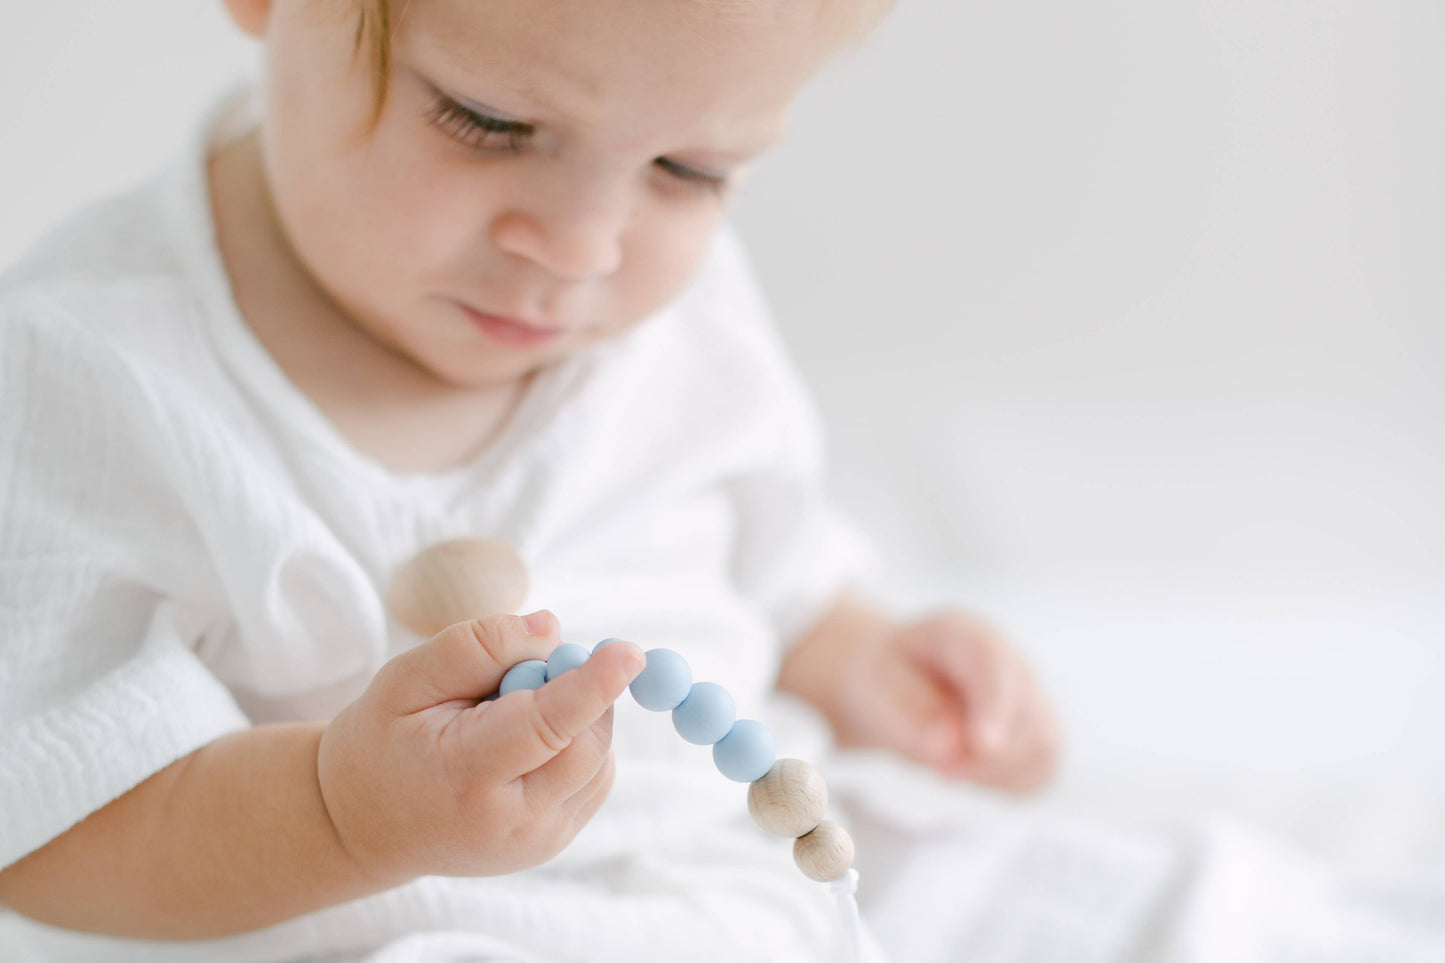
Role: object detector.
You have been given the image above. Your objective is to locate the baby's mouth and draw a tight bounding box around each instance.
[453,300,567,348]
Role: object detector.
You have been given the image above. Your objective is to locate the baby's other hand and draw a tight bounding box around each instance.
[840,611,1060,792]
[317,612,645,883]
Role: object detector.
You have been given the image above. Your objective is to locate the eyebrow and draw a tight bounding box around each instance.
[435,74,786,162]
[447,90,531,125]
[418,35,787,162]
[422,25,592,126]
[691,130,788,164]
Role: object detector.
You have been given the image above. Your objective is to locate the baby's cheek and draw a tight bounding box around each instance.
[613,210,725,322]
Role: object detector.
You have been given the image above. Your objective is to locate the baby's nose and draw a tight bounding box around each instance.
[490,201,625,283]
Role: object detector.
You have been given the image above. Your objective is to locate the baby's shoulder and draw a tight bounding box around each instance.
[656,226,819,411]
[0,170,213,377]
[578,226,824,471]
[0,282,224,455]
[644,226,800,386]
[0,282,223,464]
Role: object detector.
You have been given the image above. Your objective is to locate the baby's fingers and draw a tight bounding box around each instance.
[528,711,618,810]
[374,611,562,715]
[913,615,1021,754]
[942,681,1060,792]
[870,656,966,767]
[477,642,645,783]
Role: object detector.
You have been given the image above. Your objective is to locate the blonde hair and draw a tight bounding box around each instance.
[354,0,392,125]
[351,0,895,126]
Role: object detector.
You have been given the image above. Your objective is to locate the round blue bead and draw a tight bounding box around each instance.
[672,682,736,745]
[629,648,692,711]
[592,637,626,655]
[545,643,590,681]
[499,659,548,695]
[712,719,776,783]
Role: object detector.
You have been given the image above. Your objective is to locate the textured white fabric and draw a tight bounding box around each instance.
[0,87,876,961]
[837,757,1445,963]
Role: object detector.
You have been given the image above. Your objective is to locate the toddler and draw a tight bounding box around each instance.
[0,1,1058,959]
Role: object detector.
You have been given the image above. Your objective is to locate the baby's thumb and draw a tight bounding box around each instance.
[476,641,645,780]
[374,611,560,715]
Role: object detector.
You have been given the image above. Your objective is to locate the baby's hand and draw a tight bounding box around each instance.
[837,611,1060,792]
[317,611,644,883]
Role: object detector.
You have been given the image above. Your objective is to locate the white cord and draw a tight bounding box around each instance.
[828,868,863,963]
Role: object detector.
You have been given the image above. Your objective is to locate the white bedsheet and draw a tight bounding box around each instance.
[834,754,1445,963]
[5,755,1443,962]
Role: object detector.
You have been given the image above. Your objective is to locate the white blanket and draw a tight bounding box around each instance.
[10,757,1444,962]
[835,756,1445,963]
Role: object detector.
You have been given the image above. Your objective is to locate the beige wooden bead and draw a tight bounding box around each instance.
[747,759,828,838]
[793,820,855,882]
[386,538,529,637]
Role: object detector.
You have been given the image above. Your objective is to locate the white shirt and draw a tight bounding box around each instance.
[0,88,877,962]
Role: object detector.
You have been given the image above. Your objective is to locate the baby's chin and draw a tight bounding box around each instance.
[413,336,587,392]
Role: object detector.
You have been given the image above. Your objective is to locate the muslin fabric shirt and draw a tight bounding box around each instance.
[0,88,879,962]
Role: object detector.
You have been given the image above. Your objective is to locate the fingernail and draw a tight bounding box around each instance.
[522,610,553,636]
[619,645,646,679]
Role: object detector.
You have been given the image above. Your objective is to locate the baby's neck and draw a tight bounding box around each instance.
[208,132,531,474]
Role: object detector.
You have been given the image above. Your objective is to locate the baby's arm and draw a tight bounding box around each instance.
[0,721,375,937]
[778,592,1060,791]
[0,612,644,939]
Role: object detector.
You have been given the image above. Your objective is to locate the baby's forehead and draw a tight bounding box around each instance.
[398,0,834,144]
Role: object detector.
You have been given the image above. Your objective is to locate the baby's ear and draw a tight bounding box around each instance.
[220,0,273,39]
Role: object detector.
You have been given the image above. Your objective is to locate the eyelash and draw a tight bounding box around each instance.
[425,95,729,195]
[427,96,532,152]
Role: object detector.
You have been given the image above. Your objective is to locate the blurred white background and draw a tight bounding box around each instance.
[2,1,1442,864]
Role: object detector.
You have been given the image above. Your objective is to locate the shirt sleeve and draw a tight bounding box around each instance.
[711,229,879,650]
[0,295,249,870]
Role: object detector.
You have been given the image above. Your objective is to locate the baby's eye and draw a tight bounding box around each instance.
[427,96,532,152]
[654,157,729,195]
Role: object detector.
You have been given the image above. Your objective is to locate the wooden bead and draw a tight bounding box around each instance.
[386,538,529,637]
[747,759,828,837]
[793,820,855,882]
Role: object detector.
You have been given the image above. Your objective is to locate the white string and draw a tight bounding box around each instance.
[828,868,864,963]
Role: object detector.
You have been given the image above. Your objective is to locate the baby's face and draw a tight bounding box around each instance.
[247,0,838,389]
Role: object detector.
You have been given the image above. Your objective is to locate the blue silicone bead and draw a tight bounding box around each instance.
[592,637,626,655]
[712,719,776,783]
[499,659,548,695]
[629,648,692,711]
[672,682,737,746]
[545,643,590,681]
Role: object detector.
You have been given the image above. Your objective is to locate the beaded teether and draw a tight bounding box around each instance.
[390,538,865,961]
[500,643,863,958]
[387,538,530,638]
